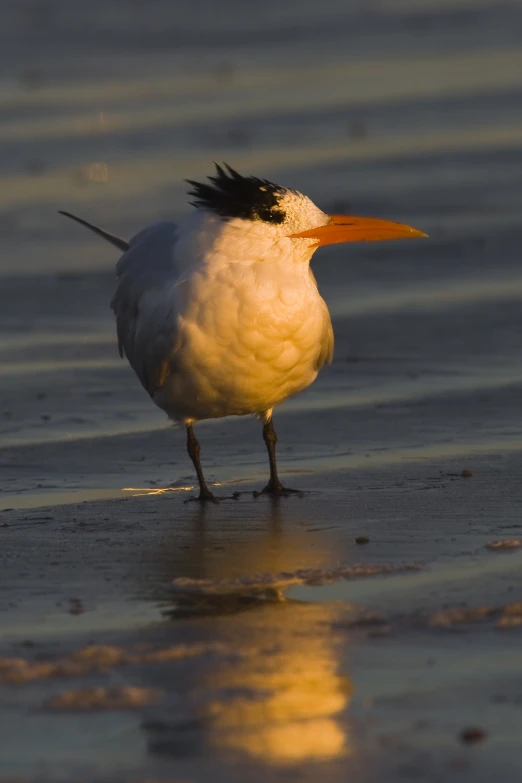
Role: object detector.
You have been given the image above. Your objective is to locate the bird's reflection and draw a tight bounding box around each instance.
[200,601,352,765]
[140,498,352,766]
[147,496,334,611]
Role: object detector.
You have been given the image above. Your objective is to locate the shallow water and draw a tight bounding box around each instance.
[2,1,522,781]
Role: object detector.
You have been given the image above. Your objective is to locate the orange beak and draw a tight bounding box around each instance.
[289,214,428,246]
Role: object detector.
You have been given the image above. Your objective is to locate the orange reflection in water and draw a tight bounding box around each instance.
[123,483,228,498]
[202,603,352,765]
[122,485,195,497]
[140,500,351,766]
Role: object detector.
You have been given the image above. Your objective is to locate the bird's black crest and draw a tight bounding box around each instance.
[186,163,287,224]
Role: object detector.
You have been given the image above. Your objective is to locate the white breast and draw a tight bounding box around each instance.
[153,216,333,422]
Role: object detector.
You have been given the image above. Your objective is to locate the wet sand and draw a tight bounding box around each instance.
[3,0,522,780]
[2,454,522,782]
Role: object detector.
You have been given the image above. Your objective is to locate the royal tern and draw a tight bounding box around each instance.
[60,164,426,502]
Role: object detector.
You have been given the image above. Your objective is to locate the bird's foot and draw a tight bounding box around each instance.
[253,481,305,499]
[184,489,244,504]
[184,488,221,504]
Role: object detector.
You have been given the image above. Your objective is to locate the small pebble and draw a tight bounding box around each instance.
[355,536,370,545]
[68,598,85,615]
[461,469,473,478]
[460,727,487,744]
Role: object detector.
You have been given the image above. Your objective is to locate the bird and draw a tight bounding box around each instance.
[59,163,426,502]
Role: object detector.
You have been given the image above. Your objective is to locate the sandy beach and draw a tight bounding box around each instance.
[2,0,522,780]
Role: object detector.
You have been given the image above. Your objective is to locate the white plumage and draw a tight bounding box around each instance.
[113,208,333,422]
[60,164,425,501]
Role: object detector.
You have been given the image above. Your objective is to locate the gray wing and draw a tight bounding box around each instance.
[111,222,183,396]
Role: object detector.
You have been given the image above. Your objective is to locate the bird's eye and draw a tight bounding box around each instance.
[256,206,286,224]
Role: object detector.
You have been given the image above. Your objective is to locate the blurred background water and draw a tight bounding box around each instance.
[3,0,522,270]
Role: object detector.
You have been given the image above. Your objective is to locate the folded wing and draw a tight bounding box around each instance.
[111,222,183,396]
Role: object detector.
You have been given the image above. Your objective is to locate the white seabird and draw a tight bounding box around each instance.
[60,164,426,502]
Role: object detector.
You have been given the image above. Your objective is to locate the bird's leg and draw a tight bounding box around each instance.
[254,416,303,497]
[185,423,219,503]
[263,417,282,490]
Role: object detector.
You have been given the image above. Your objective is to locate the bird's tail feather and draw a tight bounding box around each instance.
[58,211,130,252]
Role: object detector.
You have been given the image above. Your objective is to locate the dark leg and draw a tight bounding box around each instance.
[185,423,219,503]
[254,416,303,497]
[263,418,283,492]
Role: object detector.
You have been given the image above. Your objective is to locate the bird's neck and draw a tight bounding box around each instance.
[176,210,317,273]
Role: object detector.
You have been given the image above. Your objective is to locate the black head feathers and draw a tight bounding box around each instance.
[186,163,288,224]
